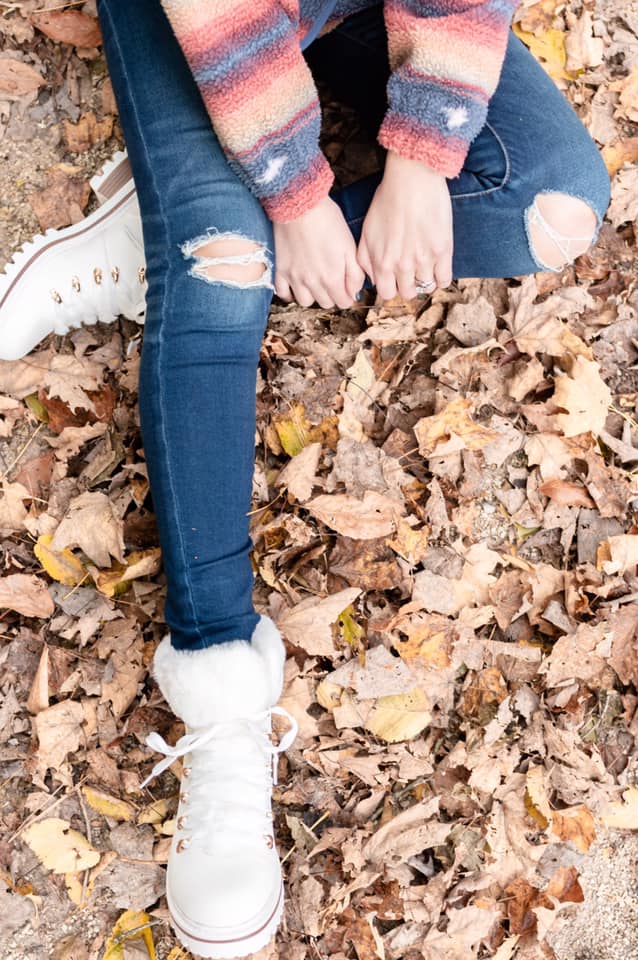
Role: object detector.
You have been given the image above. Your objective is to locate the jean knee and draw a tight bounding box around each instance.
[180,229,274,291]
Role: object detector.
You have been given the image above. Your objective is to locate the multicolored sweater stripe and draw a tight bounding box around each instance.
[159,0,518,222]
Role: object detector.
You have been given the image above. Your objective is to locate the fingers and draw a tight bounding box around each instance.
[274,275,293,302]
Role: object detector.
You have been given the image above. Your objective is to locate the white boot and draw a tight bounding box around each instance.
[0,150,146,360]
[140,615,298,959]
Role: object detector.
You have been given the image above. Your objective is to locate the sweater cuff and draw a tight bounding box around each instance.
[378,114,472,180]
[261,153,334,222]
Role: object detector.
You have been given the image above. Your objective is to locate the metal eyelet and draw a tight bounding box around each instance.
[182,766,191,778]
[93,267,103,284]
[263,835,274,848]
[71,276,81,292]
[176,837,191,853]
[50,289,62,303]
[138,266,146,284]
[181,791,190,803]
[111,266,119,283]
[177,815,188,830]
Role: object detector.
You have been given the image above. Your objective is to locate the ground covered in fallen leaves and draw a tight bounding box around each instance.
[1,1,638,959]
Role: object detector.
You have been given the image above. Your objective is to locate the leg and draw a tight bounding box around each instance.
[97,3,297,956]
[97,0,273,651]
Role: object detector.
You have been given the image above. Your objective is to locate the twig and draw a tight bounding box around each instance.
[0,422,44,482]
[8,774,88,843]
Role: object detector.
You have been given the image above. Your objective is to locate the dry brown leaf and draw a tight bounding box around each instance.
[615,64,638,123]
[29,169,91,232]
[0,58,45,99]
[565,9,604,71]
[278,587,361,657]
[31,11,102,47]
[414,398,498,458]
[504,276,593,357]
[600,787,638,829]
[552,356,612,438]
[597,534,638,575]
[538,478,595,507]
[602,137,638,176]
[276,441,321,503]
[63,111,114,153]
[607,166,638,228]
[50,491,125,567]
[540,621,611,688]
[32,700,85,782]
[26,644,49,715]
[0,480,30,536]
[306,490,404,539]
[445,296,497,346]
[0,573,54,618]
[43,355,104,413]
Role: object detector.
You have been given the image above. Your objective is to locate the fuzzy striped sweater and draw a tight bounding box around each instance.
[160,0,518,222]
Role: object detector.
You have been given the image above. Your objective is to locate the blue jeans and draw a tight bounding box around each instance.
[97,0,610,651]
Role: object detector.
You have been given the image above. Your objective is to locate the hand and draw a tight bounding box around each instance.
[273,195,365,309]
[357,150,454,301]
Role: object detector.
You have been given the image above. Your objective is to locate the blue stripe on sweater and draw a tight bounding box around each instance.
[194,11,291,85]
[386,69,488,138]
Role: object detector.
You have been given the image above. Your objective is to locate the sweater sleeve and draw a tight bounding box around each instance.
[159,0,334,222]
[378,0,518,178]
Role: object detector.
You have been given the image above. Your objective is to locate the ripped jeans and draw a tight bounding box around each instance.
[97,0,611,650]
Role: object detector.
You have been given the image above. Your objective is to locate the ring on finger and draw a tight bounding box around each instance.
[415,277,436,294]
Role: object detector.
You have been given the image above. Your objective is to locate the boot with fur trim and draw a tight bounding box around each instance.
[141,615,298,959]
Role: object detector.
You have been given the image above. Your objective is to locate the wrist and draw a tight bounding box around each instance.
[384,149,445,179]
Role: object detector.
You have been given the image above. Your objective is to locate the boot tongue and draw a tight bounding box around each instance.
[183,716,273,853]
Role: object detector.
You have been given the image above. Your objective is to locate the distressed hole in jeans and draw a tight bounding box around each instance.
[180,230,274,289]
[524,191,598,272]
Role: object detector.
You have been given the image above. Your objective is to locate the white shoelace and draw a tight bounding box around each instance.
[139,706,298,852]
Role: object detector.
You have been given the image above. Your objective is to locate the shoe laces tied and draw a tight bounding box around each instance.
[139,706,298,851]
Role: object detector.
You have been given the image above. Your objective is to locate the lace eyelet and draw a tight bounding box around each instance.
[93,267,103,284]
[138,266,146,283]
[50,289,62,303]
[111,266,119,283]
[177,815,188,830]
[71,276,81,292]
[176,837,191,853]
[182,766,191,778]
[264,834,274,848]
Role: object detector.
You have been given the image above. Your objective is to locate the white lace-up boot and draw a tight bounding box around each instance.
[0,150,146,361]
[140,615,298,959]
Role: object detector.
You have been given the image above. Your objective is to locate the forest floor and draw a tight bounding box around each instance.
[1,1,638,959]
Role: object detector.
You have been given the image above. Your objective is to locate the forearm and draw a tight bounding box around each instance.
[160,0,334,220]
[379,0,519,177]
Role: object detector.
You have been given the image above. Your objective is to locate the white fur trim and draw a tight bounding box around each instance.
[152,615,286,727]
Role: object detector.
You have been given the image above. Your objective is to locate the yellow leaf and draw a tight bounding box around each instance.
[22,818,100,874]
[137,798,172,825]
[64,871,84,906]
[512,24,572,80]
[103,910,155,960]
[82,786,136,822]
[365,688,431,743]
[337,606,365,654]
[34,533,86,587]
[24,392,49,422]
[89,548,162,598]
[273,403,312,456]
